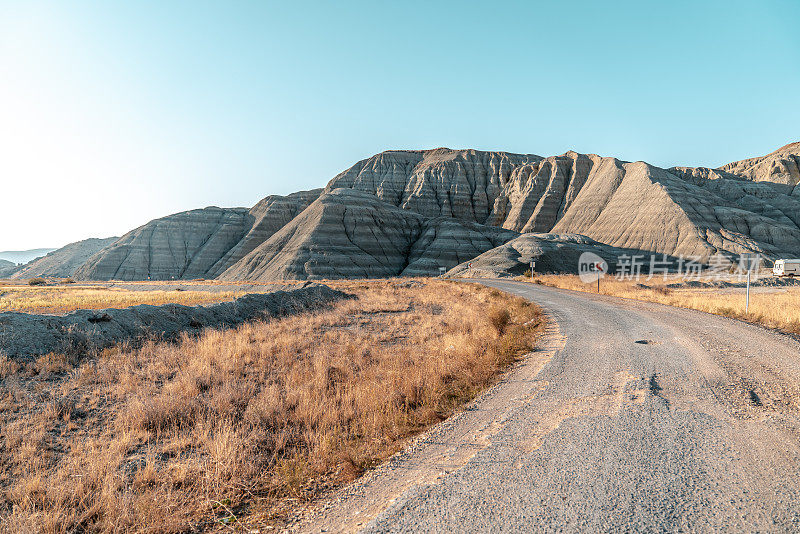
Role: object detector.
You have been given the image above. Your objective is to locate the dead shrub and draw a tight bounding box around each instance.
[32,352,72,375]
[716,306,738,318]
[489,308,511,336]
[119,393,202,434]
[0,353,21,378]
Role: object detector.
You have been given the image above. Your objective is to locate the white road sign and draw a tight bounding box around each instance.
[578,252,608,283]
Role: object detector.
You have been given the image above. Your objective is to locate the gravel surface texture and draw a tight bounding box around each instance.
[293,280,800,533]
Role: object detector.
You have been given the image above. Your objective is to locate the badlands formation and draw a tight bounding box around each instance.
[329,148,800,260]
[718,142,800,184]
[218,188,519,281]
[14,142,800,281]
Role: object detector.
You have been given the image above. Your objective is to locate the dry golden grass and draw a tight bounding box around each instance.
[0,283,253,314]
[531,274,800,336]
[0,279,543,532]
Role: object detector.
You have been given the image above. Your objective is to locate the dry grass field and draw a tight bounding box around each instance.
[530,274,800,336]
[0,280,290,313]
[0,279,543,532]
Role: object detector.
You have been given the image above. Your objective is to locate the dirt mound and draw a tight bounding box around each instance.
[444,233,658,278]
[0,283,349,359]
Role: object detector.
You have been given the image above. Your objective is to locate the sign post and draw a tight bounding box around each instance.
[578,252,608,292]
[739,253,759,315]
[530,260,535,277]
[746,269,750,314]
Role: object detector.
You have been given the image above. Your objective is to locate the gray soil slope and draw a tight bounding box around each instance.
[327,145,800,261]
[294,281,800,532]
[11,237,118,279]
[74,206,254,280]
[74,190,322,281]
[0,283,348,359]
[204,189,322,278]
[220,189,424,280]
[219,189,518,281]
[0,259,20,278]
[402,217,518,277]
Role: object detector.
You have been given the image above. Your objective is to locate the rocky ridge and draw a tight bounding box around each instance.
[218,189,519,281]
[719,142,800,185]
[327,145,800,262]
[46,141,800,281]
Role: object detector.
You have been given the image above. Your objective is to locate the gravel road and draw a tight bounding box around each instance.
[294,280,800,533]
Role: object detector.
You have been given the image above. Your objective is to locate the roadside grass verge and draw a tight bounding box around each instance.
[0,279,544,532]
[530,274,800,336]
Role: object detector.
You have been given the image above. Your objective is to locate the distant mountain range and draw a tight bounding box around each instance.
[5,142,800,281]
[1,239,117,279]
[10,238,118,279]
[0,248,57,265]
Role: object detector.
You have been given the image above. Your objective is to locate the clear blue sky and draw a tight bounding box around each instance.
[1,0,798,250]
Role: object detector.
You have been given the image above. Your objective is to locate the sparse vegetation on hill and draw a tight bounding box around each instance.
[0,279,543,532]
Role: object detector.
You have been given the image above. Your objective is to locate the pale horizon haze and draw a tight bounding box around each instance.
[1,0,798,251]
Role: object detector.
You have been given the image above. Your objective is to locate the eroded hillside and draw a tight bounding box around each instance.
[29,141,799,282]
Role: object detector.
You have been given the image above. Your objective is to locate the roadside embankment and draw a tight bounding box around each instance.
[0,283,349,359]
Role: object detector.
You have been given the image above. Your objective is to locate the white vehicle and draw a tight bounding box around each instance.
[773,259,800,277]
